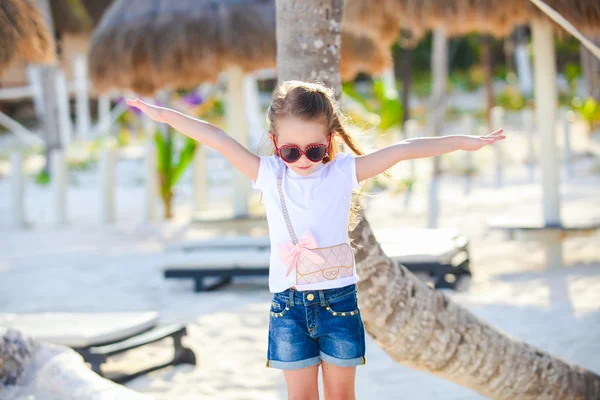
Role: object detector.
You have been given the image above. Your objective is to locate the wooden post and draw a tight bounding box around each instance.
[74,53,92,140]
[481,35,494,128]
[403,119,418,208]
[98,95,111,131]
[522,108,536,182]
[26,66,45,119]
[404,120,418,182]
[99,148,117,223]
[141,101,155,139]
[580,38,600,99]
[226,66,250,218]
[427,27,448,229]
[51,150,67,226]
[244,74,264,152]
[143,141,158,222]
[515,26,533,97]
[40,66,62,175]
[399,33,414,125]
[10,152,27,229]
[532,20,562,269]
[32,0,55,122]
[461,115,475,195]
[491,106,504,187]
[54,68,72,148]
[563,110,575,180]
[192,145,208,213]
[142,108,157,220]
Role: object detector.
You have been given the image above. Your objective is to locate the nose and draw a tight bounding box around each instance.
[298,154,311,164]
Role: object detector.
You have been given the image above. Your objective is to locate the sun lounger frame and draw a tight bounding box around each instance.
[74,324,196,384]
[163,232,471,291]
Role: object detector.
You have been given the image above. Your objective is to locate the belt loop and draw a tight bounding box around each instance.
[318,290,326,306]
[289,288,295,306]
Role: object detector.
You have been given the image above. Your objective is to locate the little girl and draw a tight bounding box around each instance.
[127,81,504,399]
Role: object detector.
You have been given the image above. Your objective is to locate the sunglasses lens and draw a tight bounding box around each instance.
[280,146,301,163]
[306,145,327,162]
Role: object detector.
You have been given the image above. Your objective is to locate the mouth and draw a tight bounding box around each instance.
[297,165,311,170]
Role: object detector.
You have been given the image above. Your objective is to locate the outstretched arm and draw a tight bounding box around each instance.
[355,129,505,182]
[127,98,260,181]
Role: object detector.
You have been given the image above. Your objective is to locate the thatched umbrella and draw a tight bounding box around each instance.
[89,0,386,96]
[346,0,600,39]
[89,0,277,96]
[340,30,392,81]
[0,0,55,76]
[343,0,402,46]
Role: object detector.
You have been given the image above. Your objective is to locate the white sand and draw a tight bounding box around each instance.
[1,122,599,399]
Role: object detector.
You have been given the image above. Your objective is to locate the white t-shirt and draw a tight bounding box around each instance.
[252,152,360,293]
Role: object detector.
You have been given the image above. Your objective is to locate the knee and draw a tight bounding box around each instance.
[288,392,319,400]
[323,389,355,400]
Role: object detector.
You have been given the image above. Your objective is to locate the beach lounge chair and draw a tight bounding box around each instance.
[487,217,600,241]
[0,312,196,384]
[163,228,470,291]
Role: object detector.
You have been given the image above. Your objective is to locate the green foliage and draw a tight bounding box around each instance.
[392,177,416,194]
[572,97,600,132]
[495,86,527,111]
[35,170,50,185]
[154,128,198,198]
[449,67,484,92]
[342,80,403,132]
[67,158,96,171]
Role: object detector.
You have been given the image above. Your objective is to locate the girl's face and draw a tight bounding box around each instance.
[273,117,331,176]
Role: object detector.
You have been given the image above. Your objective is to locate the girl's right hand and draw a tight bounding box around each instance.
[126,98,166,123]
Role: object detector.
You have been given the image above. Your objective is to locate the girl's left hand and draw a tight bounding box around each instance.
[460,129,506,151]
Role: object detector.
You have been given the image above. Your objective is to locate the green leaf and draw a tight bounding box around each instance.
[372,80,388,104]
[379,100,403,131]
[342,82,372,111]
[574,97,600,129]
[170,138,198,188]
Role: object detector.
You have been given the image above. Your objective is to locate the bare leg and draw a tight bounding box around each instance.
[321,360,357,400]
[283,364,320,400]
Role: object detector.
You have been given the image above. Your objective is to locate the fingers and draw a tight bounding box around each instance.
[126,98,146,109]
[486,128,504,136]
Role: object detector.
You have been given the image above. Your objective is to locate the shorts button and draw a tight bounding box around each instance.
[307,293,315,301]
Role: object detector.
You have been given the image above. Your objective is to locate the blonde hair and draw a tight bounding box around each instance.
[267,80,365,231]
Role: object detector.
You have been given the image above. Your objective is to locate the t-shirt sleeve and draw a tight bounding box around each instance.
[252,155,282,191]
[332,152,360,190]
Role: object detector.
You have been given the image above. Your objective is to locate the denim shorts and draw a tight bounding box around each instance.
[266,283,367,370]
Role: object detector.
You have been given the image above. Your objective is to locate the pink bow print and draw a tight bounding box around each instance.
[277,230,325,277]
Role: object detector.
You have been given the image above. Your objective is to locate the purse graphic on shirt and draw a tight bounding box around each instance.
[276,167,355,284]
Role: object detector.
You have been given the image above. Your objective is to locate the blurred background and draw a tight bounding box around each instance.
[0,0,599,399]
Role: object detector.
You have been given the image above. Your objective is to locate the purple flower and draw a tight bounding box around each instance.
[182,91,204,106]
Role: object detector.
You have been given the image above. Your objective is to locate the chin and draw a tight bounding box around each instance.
[293,166,313,176]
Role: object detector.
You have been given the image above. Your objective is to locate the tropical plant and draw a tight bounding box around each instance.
[342,79,403,132]
[572,97,600,133]
[495,85,527,111]
[154,129,197,218]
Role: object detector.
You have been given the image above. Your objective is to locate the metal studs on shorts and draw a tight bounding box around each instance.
[325,305,357,316]
[270,307,290,318]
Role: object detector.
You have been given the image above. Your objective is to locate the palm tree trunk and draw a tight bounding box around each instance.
[275,1,600,398]
[481,35,494,130]
[275,0,342,93]
[350,214,599,400]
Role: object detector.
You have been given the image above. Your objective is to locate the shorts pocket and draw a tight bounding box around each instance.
[325,292,359,317]
[270,296,290,318]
